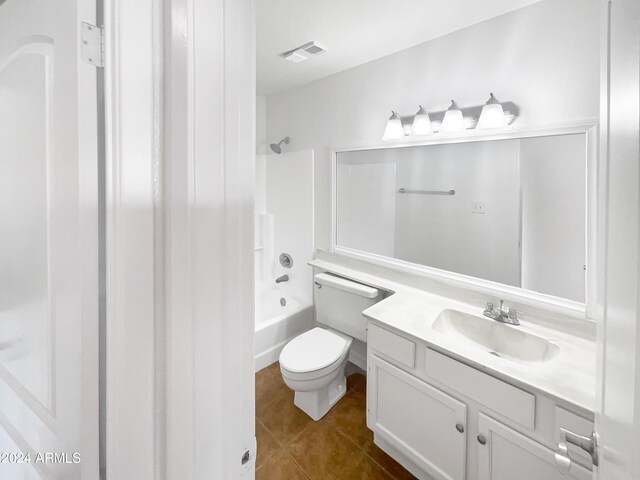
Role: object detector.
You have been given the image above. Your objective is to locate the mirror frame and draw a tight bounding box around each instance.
[330,121,599,319]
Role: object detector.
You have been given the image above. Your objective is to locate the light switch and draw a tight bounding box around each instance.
[472,202,486,214]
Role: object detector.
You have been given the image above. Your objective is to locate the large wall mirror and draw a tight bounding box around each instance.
[334,127,596,307]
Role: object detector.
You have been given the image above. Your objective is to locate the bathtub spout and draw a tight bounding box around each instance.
[275,274,289,284]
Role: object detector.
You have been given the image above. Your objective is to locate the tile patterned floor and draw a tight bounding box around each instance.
[255,362,416,480]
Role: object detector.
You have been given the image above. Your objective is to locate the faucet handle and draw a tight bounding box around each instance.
[485,302,494,312]
[499,299,507,313]
[508,308,518,320]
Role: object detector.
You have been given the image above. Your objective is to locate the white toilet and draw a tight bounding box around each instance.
[279,273,381,420]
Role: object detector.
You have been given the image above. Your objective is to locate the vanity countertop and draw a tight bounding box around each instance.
[309,258,597,416]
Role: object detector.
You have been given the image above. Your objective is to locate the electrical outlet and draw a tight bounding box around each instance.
[472,202,486,214]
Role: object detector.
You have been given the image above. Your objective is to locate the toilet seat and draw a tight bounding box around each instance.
[280,327,351,375]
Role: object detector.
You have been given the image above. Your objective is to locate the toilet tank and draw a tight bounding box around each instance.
[314,273,382,342]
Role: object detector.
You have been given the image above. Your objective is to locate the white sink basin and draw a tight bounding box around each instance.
[432,309,559,363]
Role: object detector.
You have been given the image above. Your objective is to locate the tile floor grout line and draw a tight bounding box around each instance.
[362,449,405,480]
[285,450,313,480]
[255,380,289,416]
[257,418,284,448]
[333,419,367,453]
[255,419,285,470]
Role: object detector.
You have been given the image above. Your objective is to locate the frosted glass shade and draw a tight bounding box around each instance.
[411,106,433,136]
[440,101,465,132]
[383,111,404,140]
[477,94,507,129]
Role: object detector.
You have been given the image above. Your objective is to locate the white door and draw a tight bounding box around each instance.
[367,356,467,480]
[477,414,591,480]
[0,0,99,478]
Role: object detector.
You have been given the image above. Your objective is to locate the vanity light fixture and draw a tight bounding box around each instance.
[476,93,508,129]
[440,100,466,132]
[411,105,433,136]
[383,111,405,140]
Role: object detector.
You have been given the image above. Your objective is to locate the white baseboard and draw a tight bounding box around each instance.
[255,340,288,372]
[348,348,367,371]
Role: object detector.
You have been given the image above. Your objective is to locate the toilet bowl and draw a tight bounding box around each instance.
[278,273,381,420]
[279,327,353,421]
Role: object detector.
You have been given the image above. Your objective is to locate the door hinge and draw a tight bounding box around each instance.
[81,22,105,67]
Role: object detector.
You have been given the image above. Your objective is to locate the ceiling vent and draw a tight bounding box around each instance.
[280,41,327,63]
[282,51,308,63]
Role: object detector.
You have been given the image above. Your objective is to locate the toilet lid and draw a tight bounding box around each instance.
[280,328,349,374]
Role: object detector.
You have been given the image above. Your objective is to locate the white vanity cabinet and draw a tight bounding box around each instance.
[366,321,594,480]
[367,355,467,480]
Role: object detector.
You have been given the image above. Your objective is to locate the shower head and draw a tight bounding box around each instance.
[269,137,290,154]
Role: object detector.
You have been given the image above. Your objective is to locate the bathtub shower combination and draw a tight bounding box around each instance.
[254,148,315,370]
[255,284,313,371]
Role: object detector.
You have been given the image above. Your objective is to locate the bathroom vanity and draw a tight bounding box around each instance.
[310,257,597,480]
[366,323,593,480]
[311,121,601,478]
[365,309,594,480]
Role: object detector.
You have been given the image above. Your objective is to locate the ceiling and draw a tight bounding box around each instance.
[257,0,543,97]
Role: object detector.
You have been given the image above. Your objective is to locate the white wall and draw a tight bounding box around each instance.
[256,95,267,155]
[520,135,586,302]
[265,0,600,252]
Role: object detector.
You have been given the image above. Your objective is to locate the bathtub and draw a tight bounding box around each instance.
[254,288,313,371]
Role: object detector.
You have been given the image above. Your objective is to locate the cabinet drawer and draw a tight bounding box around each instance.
[368,324,416,369]
[425,348,536,429]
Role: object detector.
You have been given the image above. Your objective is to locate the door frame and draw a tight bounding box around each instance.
[103,0,256,479]
[103,0,163,478]
[594,0,640,478]
[162,0,256,478]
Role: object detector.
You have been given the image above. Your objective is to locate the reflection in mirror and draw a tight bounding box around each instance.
[336,134,586,303]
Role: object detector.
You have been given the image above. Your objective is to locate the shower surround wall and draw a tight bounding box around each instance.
[254,149,314,371]
[264,0,600,253]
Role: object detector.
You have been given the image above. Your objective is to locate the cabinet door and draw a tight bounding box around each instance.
[477,414,591,480]
[368,355,467,480]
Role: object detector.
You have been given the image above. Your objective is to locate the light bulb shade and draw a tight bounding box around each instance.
[411,106,433,136]
[440,101,465,132]
[383,111,404,140]
[476,93,507,129]
[477,94,507,129]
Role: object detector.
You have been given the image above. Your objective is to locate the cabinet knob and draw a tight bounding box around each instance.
[455,423,464,433]
[477,435,487,445]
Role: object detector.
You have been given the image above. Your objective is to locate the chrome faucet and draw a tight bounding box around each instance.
[483,300,519,326]
[275,274,289,284]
